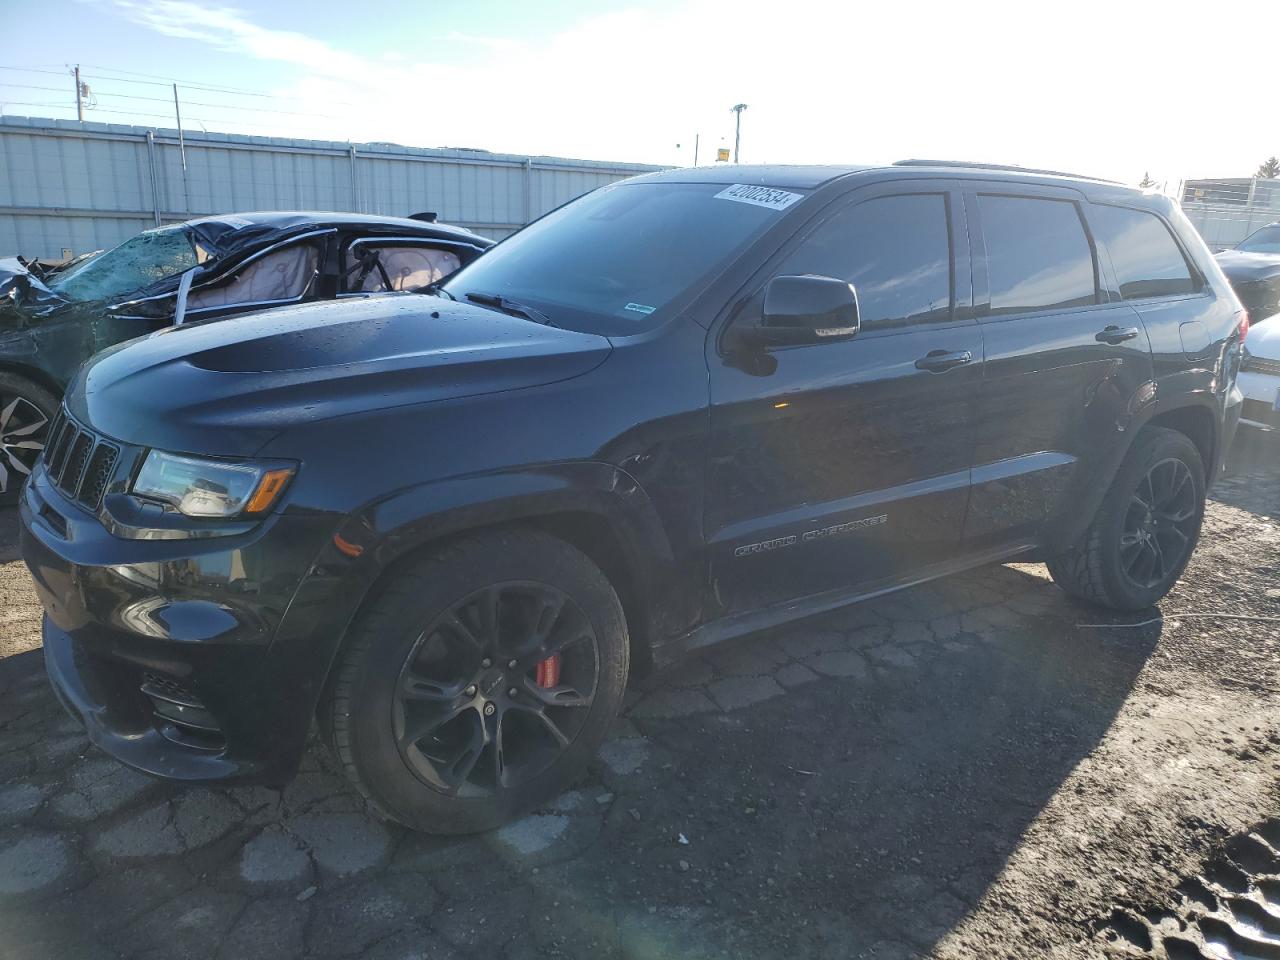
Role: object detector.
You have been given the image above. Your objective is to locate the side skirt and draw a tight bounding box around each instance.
[650,541,1038,669]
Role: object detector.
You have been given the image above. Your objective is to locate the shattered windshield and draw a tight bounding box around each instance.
[50,225,207,302]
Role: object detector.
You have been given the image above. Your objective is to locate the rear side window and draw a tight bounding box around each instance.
[774,193,952,328]
[978,195,1097,315]
[344,242,462,293]
[1090,206,1197,300]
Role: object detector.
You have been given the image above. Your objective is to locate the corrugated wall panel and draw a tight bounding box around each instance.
[0,117,665,258]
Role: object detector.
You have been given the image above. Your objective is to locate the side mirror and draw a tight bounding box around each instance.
[743,275,860,348]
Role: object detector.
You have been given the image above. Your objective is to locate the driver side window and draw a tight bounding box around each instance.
[773,193,954,329]
[185,244,318,312]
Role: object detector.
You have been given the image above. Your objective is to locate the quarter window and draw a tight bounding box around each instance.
[978,195,1097,315]
[774,194,953,328]
[1090,206,1197,300]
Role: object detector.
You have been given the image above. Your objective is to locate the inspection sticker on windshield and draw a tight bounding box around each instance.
[714,184,804,211]
[624,302,656,315]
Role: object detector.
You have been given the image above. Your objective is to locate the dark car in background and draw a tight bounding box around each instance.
[1215,222,1280,323]
[19,162,1244,833]
[0,212,491,502]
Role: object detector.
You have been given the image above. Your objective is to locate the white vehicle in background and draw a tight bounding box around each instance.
[1240,315,1280,432]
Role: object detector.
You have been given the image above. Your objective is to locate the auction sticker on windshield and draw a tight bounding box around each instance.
[714,184,804,211]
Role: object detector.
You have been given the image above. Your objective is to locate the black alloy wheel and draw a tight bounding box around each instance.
[1119,458,1199,590]
[394,581,599,797]
[323,528,628,834]
[1046,426,1206,611]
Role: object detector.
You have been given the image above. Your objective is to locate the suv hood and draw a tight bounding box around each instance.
[1215,249,1280,282]
[68,295,612,456]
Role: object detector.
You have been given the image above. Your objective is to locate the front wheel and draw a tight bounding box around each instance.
[0,373,59,507]
[1047,426,1206,611]
[321,528,629,834]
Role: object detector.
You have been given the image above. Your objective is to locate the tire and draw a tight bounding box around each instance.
[1047,426,1206,611]
[0,372,59,507]
[321,528,629,834]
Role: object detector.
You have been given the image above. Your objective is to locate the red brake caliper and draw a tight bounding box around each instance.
[535,655,561,689]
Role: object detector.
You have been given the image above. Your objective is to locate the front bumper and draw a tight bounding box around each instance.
[20,467,347,785]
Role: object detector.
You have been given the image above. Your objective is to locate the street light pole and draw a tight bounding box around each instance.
[731,103,748,163]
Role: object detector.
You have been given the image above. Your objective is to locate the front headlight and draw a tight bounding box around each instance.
[132,451,294,518]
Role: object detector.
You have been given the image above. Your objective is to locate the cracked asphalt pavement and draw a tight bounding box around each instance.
[1,436,1278,960]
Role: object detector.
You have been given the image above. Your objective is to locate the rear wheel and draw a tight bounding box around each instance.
[322,528,629,834]
[0,373,58,507]
[1047,426,1206,611]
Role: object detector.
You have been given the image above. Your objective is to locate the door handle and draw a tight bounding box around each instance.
[915,349,973,372]
[1095,325,1140,344]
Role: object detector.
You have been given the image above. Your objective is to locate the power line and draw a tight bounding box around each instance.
[83,64,360,108]
[0,81,347,120]
[0,64,358,107]
[83,63,306,97]
[0,99,353,134]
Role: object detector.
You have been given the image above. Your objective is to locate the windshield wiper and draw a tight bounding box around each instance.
[421,278,456,301]
[465,291,556,327]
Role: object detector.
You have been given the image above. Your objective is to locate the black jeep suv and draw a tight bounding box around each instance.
[20,161,1245,833]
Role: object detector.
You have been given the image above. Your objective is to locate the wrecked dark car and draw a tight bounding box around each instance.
[1215,222,1280,324]
[0,212,492,503]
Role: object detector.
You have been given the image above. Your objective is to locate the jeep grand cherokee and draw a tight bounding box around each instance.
[20,161,1245,833]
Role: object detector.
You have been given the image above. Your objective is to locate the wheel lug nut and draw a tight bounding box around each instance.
[483,702,496,716]
[481,658,491,668]
[507,659,517,669]
[508,687,518,697]
[465,685,476,696]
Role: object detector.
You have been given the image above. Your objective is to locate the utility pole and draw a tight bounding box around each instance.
[173,83,190,211]
[73,65,83,121]
[693,133,700,167]
[173,84,187,170]
[731,103,748,163]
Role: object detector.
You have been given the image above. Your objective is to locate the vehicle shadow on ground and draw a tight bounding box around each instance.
[1214,431,1280,519]
[0,558,1159,960]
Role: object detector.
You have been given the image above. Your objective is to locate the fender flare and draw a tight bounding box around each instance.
[308,460,680,675]
[1049,393,1222,550]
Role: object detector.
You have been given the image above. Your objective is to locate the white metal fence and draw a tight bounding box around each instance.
[1179,176,1280,251]
[0,115,665,259]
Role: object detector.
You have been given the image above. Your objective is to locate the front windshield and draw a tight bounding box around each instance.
[442,181,799,335]
[1237,225,1280,254]
[51,224,204,302]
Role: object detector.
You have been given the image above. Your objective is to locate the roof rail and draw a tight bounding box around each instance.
[893,159,1120,185]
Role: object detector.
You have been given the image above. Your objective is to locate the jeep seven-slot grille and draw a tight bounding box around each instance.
[41,412,119,509]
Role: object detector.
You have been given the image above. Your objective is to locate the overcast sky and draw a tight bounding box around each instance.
[4,0,1276,190]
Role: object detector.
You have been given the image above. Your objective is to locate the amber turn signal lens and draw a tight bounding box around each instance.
[244,468,294,514]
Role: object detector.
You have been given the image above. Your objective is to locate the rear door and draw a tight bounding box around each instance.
[963,185,1156,551]
[1086,201,1215,395]
[705,180,982,617]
